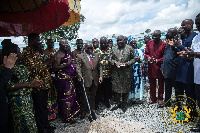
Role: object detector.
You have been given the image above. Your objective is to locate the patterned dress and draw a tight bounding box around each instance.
[109,45,136,93]
[129,49,144,101]
[43,49,59,120]
[94,47,112,78]
[0,63,38,133]
[55,52,80,120]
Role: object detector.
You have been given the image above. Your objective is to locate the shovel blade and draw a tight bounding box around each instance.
[91,110,100,121]
[88,110,101,122]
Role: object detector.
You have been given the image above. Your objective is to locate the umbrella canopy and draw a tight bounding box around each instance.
[62,0,81,26]
[0,0,70,36]
[0,0,50,13]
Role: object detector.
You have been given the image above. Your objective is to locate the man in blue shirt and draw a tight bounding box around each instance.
[175,19,198,120]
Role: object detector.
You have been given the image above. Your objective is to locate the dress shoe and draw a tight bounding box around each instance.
[80,112,86,119]
[40,128,54,133]
[63,118,76,124]
[45,126,56,133]
[95,104,99,110]
[121,103,127,113]
[111,104,121,111]
[105,102,111,108]
[190,127,200,132]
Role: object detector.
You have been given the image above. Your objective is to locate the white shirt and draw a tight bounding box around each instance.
[191,33,200,84]
[85,53,93,61]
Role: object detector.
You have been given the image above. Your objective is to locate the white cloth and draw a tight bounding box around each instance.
[191,33,200,84]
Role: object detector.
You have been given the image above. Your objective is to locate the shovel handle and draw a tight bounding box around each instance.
[82,78,92,114]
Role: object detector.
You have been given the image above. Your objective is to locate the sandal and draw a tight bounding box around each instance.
[158,100,163,105]
[147,101,156,104]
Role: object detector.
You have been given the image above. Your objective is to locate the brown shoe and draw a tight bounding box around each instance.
[158,100,163,105]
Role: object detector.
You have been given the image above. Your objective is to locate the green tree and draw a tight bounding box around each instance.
[112,34,117,38]
[145,29,151,34]
[23,14,86,43]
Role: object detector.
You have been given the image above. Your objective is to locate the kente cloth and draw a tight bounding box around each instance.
[42,49,59,120]
[56,52,80,120]
[129,49,144,101]
[0,63,37,133]
[94,47,112,78]
[21,46,51,91]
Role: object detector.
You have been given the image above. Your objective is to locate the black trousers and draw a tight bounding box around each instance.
[174,81,196,117]
[195,84,200,123]
[174,81,196,101]
[82,81,97,112]
[96,78,112,105]
[32,89,49,133]
[164,78,175,103]
[115,92,129,104]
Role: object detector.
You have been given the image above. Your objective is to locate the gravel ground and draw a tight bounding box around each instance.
[50,83,198,133]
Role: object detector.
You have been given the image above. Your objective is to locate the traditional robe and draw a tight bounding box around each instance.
[109,45,136,93]
[145,40,166,79]
[56,52,80,120]
[145,40,166,102]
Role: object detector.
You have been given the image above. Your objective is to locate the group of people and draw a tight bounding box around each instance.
[147,14,200,132]
[0,12,200,133]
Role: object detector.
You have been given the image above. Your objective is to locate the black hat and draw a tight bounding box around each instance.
[108,39,113,43]
[1,39,12,46]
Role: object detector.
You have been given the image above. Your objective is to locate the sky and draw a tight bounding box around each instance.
[0,0,200,45]
[78,0,200,41]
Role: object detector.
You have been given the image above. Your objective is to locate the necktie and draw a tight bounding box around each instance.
[90,56,93,68]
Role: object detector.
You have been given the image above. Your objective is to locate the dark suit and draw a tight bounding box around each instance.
[0,68,13,133]
[76,53,103,112]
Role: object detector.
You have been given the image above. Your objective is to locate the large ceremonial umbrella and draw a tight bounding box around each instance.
[0,0,70,36]
[0,0,50,13]
[62,0,81,26]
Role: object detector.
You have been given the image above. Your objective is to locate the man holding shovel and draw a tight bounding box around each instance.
[76,43,103,119]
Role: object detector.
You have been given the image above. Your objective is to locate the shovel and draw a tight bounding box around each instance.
[82,78,101,122]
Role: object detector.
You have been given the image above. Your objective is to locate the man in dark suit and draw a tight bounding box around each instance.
[76,43,103,119]
[0,53,17,133]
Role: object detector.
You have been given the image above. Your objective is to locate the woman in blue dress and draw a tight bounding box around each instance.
[128,40,144,103]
